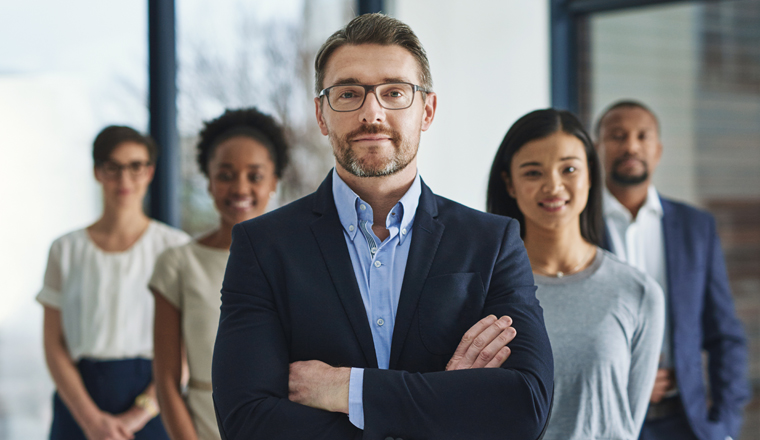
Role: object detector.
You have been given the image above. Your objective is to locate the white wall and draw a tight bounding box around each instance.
[393,0,551,210]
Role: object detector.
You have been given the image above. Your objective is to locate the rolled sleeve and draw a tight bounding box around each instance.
[37,240,63,309]
[36,286,61,309]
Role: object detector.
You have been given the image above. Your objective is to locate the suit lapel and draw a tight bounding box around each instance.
[601,224,615,253]
[310,175,378,368]
[661,197,680,344]
[389,182,444,369]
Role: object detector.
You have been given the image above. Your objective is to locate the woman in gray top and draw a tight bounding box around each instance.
[487,109,665,439]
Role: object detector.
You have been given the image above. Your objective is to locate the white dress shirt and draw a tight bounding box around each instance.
[37,221,190,360]
[603,186,673,371]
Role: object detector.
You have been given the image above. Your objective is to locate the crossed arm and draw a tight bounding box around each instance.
[213,221,553,440]
[288,314,516,414]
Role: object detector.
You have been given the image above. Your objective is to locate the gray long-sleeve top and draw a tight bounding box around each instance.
[535,248,664,440]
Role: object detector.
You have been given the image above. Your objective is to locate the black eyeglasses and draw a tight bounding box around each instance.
[99,160,152,179]
[318,82,429,112]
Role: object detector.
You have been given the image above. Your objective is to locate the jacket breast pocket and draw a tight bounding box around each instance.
[418,272,485,356]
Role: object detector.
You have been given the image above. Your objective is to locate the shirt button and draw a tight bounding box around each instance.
[374,260,382,268]
[401,228,407,235]
[360,204,366,211]
[377,318,385,326]
[348,225,355,232]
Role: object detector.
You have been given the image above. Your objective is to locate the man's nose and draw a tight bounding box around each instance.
[357,90,386,123]
[622,134,641,154]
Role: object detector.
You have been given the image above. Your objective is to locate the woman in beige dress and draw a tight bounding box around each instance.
[150,108,289,440]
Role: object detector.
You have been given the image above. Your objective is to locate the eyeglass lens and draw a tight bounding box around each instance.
[329,83,415,111]
[102,161,149,178]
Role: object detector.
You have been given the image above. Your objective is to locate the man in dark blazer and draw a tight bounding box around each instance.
[211,13,553,440]
[596,100,749,440]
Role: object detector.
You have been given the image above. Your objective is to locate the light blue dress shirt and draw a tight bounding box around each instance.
[331,169,421,430]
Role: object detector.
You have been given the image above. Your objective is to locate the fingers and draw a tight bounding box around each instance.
[655,368,670,380]
[470,324,517,368]
[448,315,514,370]
[446,315,497,370]
[462,315,512,368]
[650,369,674,403]
[484,346,511,368]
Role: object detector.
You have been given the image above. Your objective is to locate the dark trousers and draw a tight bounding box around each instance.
[50,358,169,440]
[639,399,700,440]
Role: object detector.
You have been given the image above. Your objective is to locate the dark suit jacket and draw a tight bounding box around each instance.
[212,173,553,440]
[603,195,749,440]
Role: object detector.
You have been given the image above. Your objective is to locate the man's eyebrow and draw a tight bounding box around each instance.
[330,78,361,87]
[384,77,412,84]
[217,163,263,169]
[328,77,414,87]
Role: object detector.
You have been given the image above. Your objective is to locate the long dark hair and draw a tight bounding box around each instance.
[486,108,603,246]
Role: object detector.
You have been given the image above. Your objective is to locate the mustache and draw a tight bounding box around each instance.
[344,125,401,143]
[612,154,646,168]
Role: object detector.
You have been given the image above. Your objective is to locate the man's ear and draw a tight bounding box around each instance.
[501,171,515,198]
[315,97,329,136]
[420,92,437,132]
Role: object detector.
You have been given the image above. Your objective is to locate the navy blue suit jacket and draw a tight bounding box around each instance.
[604,195,749,440]
[212,174,553,440]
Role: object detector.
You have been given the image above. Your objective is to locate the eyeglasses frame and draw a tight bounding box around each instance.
[318,82,430,112]
[97,160,154,180]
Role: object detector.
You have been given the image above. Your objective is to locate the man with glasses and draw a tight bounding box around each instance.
[212,13,553,440]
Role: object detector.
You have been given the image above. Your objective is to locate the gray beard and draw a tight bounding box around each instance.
[329,130,417,178]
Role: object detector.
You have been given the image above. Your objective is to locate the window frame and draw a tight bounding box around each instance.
[550,0,693,113]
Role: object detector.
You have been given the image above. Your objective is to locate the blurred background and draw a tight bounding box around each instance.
[0,0,757,438]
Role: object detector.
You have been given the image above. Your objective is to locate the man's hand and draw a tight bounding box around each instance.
[446,315,516,371]
[650,368,675,403]
[289,360,351,413]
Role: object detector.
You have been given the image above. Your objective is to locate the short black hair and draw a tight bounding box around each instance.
[594,99,659,139]
[93,125,157,165]
[196,108,289,178]
[487,108,603,246]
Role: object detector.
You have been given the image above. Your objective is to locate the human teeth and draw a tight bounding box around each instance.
[543,201,565,208]
[232,200,252,208]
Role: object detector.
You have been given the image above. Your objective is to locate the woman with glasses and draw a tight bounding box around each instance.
[150,108,289,440]
[486,109,664,439]
[38,126,190,440]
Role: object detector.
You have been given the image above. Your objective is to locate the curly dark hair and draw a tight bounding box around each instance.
[196,108,289,178]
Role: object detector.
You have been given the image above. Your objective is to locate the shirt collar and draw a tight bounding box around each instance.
[603,185,663,222]
[331,168,421,244]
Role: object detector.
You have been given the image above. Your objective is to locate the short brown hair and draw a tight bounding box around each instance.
[92,125,157,165]
[314,13,433,95]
